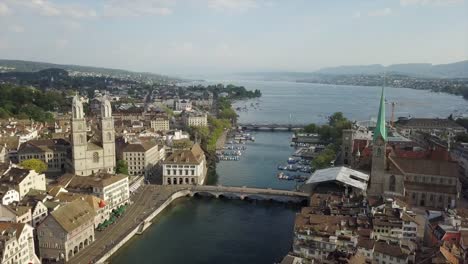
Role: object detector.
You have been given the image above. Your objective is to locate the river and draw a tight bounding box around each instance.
[111,80,467,264]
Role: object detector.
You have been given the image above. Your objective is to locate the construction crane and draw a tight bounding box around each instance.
[385,100,397,128]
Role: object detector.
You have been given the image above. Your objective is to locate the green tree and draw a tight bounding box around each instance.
[20,159,47,174]
[116,160,129,175]
[312,145,337,169]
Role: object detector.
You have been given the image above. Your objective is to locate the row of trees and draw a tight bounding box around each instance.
[303,112,352,169]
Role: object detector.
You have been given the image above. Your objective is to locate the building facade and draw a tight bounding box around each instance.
[0,166,46,199]
[17,139,70,173]
[182,112,208,127]
[122,142,162,177]
[38,199,95,262]
[0,222,40,264]
[162,144,207,185]
[150,116,170,132]
[61,173,129,210]
[71,95,116,176]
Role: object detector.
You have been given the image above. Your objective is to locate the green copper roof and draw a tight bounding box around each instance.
[373,87,387,142]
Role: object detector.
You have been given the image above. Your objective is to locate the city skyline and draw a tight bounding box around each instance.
[0,0,467,75]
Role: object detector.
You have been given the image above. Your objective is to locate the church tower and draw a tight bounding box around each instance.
[100,97,116,173]
[71,95,88,176]
[368,87,387,196]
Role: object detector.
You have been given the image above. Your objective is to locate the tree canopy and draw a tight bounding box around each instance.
[116,160,129,175]
[20,159,48,174]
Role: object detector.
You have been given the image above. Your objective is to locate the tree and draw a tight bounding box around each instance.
[20,159,47,174]
[116,160,129,175]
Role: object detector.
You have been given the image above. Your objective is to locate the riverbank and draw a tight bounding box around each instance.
[68,184,306,264]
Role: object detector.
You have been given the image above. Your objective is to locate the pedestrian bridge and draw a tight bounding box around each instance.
[182,185,309,203]
[238,123,307,131]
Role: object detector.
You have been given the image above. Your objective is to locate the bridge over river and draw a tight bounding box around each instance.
[187,185,309,203]
[68,184,309,264]
[238,123,307,131]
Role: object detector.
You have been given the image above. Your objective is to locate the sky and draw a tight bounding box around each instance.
[0,0,467,75]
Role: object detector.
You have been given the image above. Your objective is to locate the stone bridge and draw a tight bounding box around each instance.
[238,123,307,131]
[183,185,310,203]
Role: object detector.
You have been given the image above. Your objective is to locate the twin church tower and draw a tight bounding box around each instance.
[71,95,116,176]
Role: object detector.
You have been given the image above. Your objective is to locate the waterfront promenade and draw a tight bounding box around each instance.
[68,184,308,264]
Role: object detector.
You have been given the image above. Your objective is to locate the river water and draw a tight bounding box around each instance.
[111,81,467,264]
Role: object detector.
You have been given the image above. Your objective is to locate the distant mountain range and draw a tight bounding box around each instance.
[0,59,177,82]
[238,60,468,80]
[315,60,468,78]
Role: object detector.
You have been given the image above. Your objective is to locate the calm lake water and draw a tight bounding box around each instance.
[111,80,467,264]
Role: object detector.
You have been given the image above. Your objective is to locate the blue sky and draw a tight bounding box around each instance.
[0,0,467,75]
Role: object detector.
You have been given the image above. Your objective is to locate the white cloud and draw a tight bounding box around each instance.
[0,2,11,16]
[56,39,69,49]
[208,0,258,11]
[170,42,195,54]
[400,0,464,6]
[353,11,361,18]
[368,8,392,17]
[5,0,97,18]
[102,0,173,17]
[8,25,25,33]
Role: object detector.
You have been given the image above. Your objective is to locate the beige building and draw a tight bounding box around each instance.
[38,199,96,262]
[150,116,170,132]
[59,173,129,210]
[0,166,46,199]
[71,95,116,176]
[162,144,207,185]
[0,203,32,224]
[122,142,162,177]
[17,139,70,173]
[54,192,110,228]
[182,112,208,127]
[0,222,40,264]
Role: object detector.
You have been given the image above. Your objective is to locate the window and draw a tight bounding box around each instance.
[93,152,100,163]
[389,175,396,192]
[107,132,112,141]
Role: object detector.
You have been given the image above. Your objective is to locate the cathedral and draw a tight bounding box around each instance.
[71,95,116,176]
[367,88,459,208]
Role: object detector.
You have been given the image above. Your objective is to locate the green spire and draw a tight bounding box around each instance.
[373,87,387,142]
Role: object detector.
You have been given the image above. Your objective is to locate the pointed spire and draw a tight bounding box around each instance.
[373,86,387,142]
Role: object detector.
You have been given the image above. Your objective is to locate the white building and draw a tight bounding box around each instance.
[175,99,192,112]
[182,112,208,127]
[150,116,170,132]
[122,142,162,177]
[60,173,129,210]
[0,166,46,199]
[0,186,19,205]
[162,144,207,185]
[0,222,40,264]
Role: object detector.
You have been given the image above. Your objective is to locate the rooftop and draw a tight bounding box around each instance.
[50,199,96,233]
[305,166,369,191]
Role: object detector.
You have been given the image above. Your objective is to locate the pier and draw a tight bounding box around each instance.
[67,184,309,264]
[238,123,307,131]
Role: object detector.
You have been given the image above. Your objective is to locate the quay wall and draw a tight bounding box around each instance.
[95,189,190,263]
[94,188,306,263]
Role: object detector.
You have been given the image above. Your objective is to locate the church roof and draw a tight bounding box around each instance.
[391,157,459,177]
[373,87,387,142]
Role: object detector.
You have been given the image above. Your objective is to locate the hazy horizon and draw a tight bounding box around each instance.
[1,0,467,75]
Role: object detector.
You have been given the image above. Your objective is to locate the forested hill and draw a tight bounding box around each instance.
[315,60,468,78]
[0,59,178,83]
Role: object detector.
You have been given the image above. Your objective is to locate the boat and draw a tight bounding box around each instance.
[277,165,286,170]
